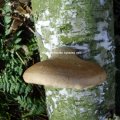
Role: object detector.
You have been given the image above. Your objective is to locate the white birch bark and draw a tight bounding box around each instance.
[31,0,115,119]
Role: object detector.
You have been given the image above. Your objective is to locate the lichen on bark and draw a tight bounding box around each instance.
[31,0,115,119]
[45,86,107,120]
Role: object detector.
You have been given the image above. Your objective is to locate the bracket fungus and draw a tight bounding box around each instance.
[26,0,114,119]
[23,47,107,120]
[23,47,106,89]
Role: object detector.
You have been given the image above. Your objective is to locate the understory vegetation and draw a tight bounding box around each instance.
[0,0,47,119]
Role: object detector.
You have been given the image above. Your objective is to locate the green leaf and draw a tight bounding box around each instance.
[15,38,22,44]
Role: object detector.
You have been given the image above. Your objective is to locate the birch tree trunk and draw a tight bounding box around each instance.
[31,0,115,119]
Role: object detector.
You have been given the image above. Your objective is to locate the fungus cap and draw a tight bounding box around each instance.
[23,47,107,89]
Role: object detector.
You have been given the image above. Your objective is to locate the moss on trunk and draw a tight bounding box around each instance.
[31,0,115,119]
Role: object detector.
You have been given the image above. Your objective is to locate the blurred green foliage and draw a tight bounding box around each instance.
[0,0,46,119]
